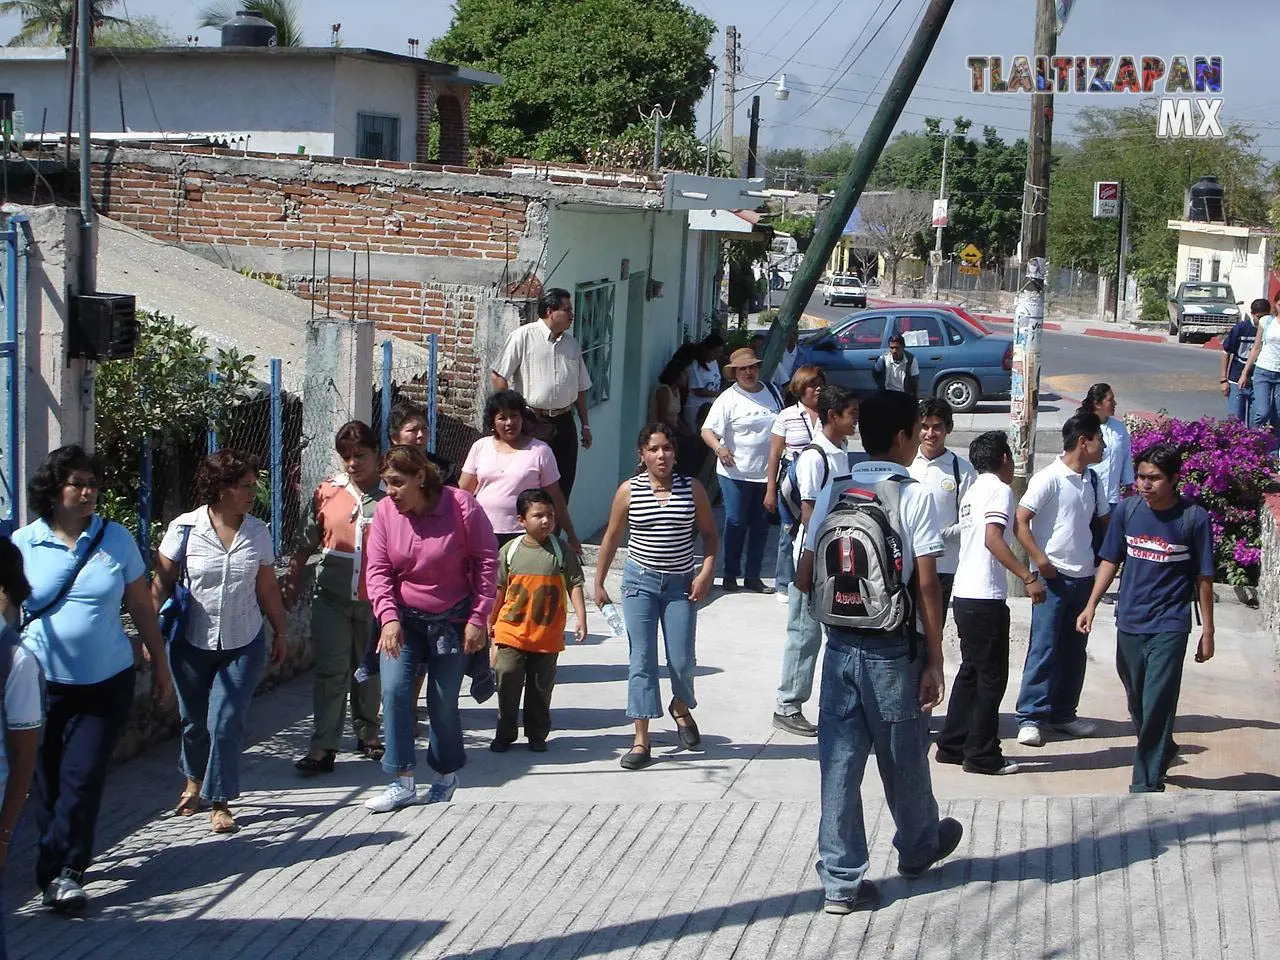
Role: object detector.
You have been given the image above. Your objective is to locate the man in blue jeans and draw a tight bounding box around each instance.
[1220,303,1258,421]
[796,391,962,914]
[1013,412,1109,747]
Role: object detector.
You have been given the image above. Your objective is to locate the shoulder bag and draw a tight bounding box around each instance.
[157,525,195,645]
[20,521,108,632]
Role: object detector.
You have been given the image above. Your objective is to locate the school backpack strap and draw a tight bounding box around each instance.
[950,453,962,515]
[20,519,108,632]
[780,442,830,534]
[762,380,784,410]
[502,535,571,597]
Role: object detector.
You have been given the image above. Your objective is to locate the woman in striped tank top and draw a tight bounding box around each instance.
[594,424,718,770]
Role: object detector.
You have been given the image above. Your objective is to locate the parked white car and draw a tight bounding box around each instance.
[822,274,867,307]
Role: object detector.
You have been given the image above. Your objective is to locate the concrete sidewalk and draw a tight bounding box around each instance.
[6,574,1279,958]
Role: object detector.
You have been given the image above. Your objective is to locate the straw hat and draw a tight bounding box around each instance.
[722,347,762,378]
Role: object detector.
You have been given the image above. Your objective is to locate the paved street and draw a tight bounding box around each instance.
[6,559,1278,958]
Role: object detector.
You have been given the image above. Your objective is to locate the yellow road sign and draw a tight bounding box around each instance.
[959,243,982,265]
[958,264,981,276]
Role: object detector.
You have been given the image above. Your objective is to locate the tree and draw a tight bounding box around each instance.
[94,14,177,47]
[1,0,122,45]
[197,0,303,47]
[857,191,933,295]
[429,0,716,163]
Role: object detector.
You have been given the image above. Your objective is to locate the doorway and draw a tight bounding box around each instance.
[617,272,648,481]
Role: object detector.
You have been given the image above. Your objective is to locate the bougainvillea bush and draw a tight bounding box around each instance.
[1125,414,1277,586]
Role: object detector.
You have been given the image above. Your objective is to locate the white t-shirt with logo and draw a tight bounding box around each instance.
[703,383,784,482]
[1019,456,1110,577]
[908,449,976,576]
[953,473,1017,601]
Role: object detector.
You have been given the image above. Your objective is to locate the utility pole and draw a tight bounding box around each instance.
[929,132,950,299]
[640,103,674,173]
[721,25,739,162]
[746,95,761,178]
[762,0,957,377]
[1115,180,1129,321]
[1007,0,1057,597]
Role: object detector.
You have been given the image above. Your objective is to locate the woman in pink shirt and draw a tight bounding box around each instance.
[363,445,498,812]
[460,391,582,554]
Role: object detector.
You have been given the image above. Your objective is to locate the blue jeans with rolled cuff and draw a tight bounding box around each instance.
[381,608,468,777]
[776,583,822,716]
[621,559,697,720]
[1015,574,1094,727]
[720,477,769,580]
[816,629,942,902]
[169,631,268,804]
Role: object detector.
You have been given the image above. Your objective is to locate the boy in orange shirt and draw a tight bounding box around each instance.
[490,489,587,752]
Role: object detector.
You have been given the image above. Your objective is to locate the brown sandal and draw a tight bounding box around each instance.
[210,806,238,834]
[175,786,202,817]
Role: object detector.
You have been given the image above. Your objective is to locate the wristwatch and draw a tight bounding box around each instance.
[1023,573,1039,585]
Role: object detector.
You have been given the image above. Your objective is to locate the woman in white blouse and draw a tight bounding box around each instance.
[153,450,288,834]
[700,348,784,593]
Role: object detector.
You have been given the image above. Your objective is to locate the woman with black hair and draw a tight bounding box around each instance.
[459,390,581,553]
[13,445,170,911]
[1079,382,1133,514]
[650,344,702,474]
[152,450,288,835]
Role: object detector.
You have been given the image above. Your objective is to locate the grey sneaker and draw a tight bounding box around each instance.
[823,879,881,914]
[773,711,818,737]
[42,868,88,913]
[425,774,458,804]
[1051,718,1097,737]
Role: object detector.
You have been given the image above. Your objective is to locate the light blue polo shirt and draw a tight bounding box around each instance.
[12,515,145,685]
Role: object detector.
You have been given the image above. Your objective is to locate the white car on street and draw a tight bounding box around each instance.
[822,274,867,307]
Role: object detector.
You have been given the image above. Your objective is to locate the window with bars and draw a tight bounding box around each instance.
[356,113,400,161]
[1234,237,1249,266]
[574,281,616,408]
[1186,257,1202,282]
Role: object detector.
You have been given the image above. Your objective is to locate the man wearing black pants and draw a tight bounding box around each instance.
[937,431,1045,775]
[491,288,593,502]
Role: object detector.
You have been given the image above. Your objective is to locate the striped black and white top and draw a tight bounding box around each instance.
[627,473,698,573]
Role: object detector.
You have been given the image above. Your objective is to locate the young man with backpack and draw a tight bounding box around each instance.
[1013,412,1109,748]
[936,431,1045,776]
[795,390,963,914]
[773,385,857,738]
[1077,444,1214,793]
[908,398,976,624]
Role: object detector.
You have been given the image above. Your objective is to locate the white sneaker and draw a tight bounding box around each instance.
[365,780,418,812]
[774,591,789,605]
[992,760,1021,775]
[1017,724,1043,747]
[425,774,458,804]
[1052,718,1097,738]
[42,868,88,912]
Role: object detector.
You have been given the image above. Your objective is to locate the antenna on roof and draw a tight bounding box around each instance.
[187,35,199,47]
[330,23,342,47]
[407,38,420,57]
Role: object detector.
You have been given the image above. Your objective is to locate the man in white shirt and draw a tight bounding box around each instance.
[872,334,920,398]
[773,385,856,738]
[936,431,1045,776]
[795,390,962,914]
[1013,412,1109,747]
[491,288,593,501]
[908,398,976,625]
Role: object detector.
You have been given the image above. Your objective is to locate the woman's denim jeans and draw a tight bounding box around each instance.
[169,631,267,803]
[1250,367,1280,437]
[381,616,467,777]
[720,478,769,579]
[621,559,697,720]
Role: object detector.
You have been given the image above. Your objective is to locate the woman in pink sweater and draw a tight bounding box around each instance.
[363,445,498,812]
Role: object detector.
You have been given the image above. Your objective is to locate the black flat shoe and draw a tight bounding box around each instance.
[743,578,776,595]
[721,576,740,593]
[294,751,336,776]
[669,702,702,749]
[620,744,652,770]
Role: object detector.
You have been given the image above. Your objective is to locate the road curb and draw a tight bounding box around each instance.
[1083,327,1166,344]
[979,315,1064,332]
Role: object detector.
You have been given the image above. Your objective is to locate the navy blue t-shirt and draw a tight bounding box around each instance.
[1100,496,1214,634]
[1222,318,1257,382]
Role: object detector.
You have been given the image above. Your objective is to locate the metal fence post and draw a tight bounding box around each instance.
[207,371,220,453]
[1,216,23,537]
[379,339,392,452]
[427,333,438,455]
[269,358,283,558]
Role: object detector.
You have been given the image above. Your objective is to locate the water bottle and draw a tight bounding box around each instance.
[600,602,627,639]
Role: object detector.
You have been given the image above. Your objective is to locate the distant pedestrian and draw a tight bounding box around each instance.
[1077,444,1215,793]
[1012,413,1109,748]
[284,421,386,776]
[1237,299,1278,437]
[15,445,171,911]
[490,288,593,502]
[936,431,1045,776]
[154,450,289,835]
[363,446,497,812]
[0,537,44,948]
[795,390,961,914]
[908,398,976,622]
[772,327,802,393]
[772,385,856,739]
[594,424,718,771]
[683,333,725,434]
[488,489,588,753]
[1078,383,1133,516]
[872,334,919,398]
[459,390,582,555]
[750,334,767,359]
[1221,304,1258,421]
[649,345,702,474]
[701,348,785,593]
[764,365,826,599]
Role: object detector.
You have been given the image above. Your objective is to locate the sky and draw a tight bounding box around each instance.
[3,0,1277,163]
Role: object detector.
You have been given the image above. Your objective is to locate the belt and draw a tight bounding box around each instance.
[531,405,575,418]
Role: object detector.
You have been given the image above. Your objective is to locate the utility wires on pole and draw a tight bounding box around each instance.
[639,103,675,173]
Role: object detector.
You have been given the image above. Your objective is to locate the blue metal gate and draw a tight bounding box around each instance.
[0,214,27,537]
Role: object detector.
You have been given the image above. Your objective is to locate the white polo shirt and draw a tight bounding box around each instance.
[1019,456,1110,578]
[908,449,977,576]
[881,353,919,392]
[491,319,592,411]
[953,472,1017,601]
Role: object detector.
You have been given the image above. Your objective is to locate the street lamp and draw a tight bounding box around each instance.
[741,75,790,178]
[707,74,790,176]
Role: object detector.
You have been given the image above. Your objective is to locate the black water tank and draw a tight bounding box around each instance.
[221,9,278,47]
[1186,175,1225,223]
